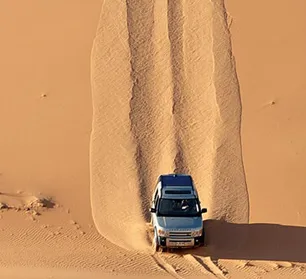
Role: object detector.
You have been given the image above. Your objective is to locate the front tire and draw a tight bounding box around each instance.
[152,229,160,253]
[199,228,206,246]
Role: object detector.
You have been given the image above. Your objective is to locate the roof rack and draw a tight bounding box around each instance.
[158,174,193,188]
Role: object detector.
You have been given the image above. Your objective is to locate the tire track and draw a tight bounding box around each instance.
[126,0,156,221]
[167,0,187,174]
[152,252,226,279]
[91,0,152,250]
[91,0,175,250]
[194,255,228,278]
[183,254,216,276]
[166,0,249,222]
[152,254,184,279]
[166,0,218,218]
[127,0,175,222]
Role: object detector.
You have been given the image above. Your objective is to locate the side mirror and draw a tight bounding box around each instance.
[201,208,207,214]
[150,208,156,213]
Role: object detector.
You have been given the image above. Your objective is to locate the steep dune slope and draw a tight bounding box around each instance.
[1,0,306,278]
[90,1,149,250]
[171,0,249,222]
[91,0,248,250]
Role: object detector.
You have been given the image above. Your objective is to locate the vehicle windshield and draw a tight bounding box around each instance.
[158,198,200,217]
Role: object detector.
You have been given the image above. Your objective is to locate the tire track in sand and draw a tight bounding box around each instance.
[184,254,221,277]
[187,255,228,278]
[152,254,184,279]
[153,252,225,278]
[167,0,249,223]
[126,0,175,221]
[91,0,174,250]
[91,0,150,250]
[126,0,156,222]
[167,0,187,173]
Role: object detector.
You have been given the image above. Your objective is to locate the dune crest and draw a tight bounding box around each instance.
[90,0,249,250]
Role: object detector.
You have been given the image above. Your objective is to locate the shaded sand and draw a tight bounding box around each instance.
[91,0,249,251]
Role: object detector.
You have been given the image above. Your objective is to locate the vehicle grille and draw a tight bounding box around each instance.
[169,231,192,238]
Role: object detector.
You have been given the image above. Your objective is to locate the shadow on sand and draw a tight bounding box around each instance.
[179,220,306,263]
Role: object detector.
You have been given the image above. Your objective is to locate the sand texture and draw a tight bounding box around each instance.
[1,0,306,278]
[91,0,249,250]
[227,0,306,226]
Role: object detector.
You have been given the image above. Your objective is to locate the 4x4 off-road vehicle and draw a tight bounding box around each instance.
[150,174,207,252]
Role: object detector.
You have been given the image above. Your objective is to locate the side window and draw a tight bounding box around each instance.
[154,195,159,208]
[153,190,158,203]
[155,196,159,209]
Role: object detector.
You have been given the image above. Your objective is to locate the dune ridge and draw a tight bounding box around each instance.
[209,0,249,222]
[91,0,249,250]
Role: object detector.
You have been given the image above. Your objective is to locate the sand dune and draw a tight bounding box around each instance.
[90,0,149,250]
[1,0,306,278]
[91,0,249,250]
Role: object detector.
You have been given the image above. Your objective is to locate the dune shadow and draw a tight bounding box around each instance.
[186,220,306,263]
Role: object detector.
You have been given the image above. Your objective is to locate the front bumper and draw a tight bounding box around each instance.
[159,236,201,248]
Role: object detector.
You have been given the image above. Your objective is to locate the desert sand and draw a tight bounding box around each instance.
[1,0,306,278]
[91,0,249,251]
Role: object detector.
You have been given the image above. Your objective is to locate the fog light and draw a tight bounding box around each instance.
[159,237,166,246]
[158,229,169,237]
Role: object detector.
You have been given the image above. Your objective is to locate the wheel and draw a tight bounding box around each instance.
[199,228,206,246]
[152,229,160,253]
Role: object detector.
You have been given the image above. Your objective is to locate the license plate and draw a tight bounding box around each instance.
[174,242,189,246]
[167,239,194,247]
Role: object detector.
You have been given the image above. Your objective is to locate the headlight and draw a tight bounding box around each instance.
[158,229,169,237]
[191,228,202,237]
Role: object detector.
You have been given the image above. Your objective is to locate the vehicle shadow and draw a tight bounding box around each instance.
[180,220,306,263]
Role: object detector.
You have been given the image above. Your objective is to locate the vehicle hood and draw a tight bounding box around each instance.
[156,216,202,230]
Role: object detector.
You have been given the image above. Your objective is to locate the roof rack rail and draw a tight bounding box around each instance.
[158,174,194,188]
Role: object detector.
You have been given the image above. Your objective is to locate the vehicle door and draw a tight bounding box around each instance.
[151,190,160,226]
